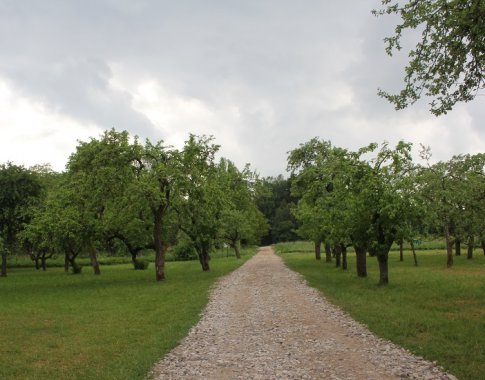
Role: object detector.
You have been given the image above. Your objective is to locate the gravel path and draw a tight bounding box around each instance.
[150,247,457,379]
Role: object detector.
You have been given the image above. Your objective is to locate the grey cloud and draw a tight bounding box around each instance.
[0,0,483,176]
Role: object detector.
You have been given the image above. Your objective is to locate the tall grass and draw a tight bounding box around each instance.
[276,243,485,380]
[0,249,254,380]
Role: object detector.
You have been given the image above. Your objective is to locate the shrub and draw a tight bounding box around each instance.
[133,259,150,270]
[172,241,198,261]
[71,264,82,274]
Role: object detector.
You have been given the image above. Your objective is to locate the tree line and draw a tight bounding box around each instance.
[2,132,484,285]
[0,129,268,280]
[287,138,485,284]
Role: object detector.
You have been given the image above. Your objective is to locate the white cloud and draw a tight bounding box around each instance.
[0,79,103,171]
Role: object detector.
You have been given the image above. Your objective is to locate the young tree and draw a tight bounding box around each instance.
[374,0,485,115]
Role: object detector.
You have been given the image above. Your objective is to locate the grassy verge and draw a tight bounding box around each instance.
[276,243,485,380]
[0,249,254,380]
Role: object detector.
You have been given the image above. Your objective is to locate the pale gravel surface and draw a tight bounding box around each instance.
[150,247,458,380]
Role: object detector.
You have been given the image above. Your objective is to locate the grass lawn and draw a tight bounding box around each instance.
[275,242,485,380]
[0,248,254,380]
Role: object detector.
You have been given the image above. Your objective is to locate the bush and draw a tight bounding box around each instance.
[172,241,198,261]
[133,259,150,270]
[71,264,82,274]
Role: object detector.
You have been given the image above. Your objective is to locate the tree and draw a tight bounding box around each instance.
[364,141,414,284]
[288,139,373,275]
[255,176,299,244]
[22,174,90,274]
[177,135,221,271]
[417,151,485,267]
[288,138,333,261]
[374,0,485,115]
[218,159,268,258]
[0,163,42,277]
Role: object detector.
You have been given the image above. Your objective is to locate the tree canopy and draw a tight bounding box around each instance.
[374,0,485,115]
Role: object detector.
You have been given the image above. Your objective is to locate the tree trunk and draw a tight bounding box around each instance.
[64,253,69,272]
[325,243,332,262]
[410,240,418,267]
[467,236,474,260]
[445,225,454,268]
[334,245,341,268]
[41,257,47,271]
[482,239,485,255]
[234,240,241,259]
[153,207,166,281]
[377,254,389,285]
[455,239,461,256]
[341,244,347,270]
[89,245,101,275]
[355,246,367,277]
[314,240,321,260]
[399,239,404,262]
[198,248,210,271]
[33,256,40,270]
[68,254,81,274]
[1,250,7,277]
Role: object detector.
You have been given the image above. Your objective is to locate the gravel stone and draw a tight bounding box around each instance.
[150,247,457,380]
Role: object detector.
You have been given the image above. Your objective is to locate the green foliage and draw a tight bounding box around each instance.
[171,240,198,261]
[288,139,417,282]
[0,254,254,380]
[278,244,485,380]
[374,0,485,115]
[254,175,299,244]
[217,159,269,251]
[416,150,485,266]
[133,259,150,270]
[177,135,222,270]
[0,163,42,246]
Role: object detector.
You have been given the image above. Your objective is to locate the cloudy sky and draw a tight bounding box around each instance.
[1,1,483,177]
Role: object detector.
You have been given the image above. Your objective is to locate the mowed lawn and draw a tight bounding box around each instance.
[0,252,253,380]
[276,242,485,380]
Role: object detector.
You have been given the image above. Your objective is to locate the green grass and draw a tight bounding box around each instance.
[0,249,254,380]
[276,242,485,380]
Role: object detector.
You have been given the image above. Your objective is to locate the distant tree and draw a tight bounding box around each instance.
[255,176,299,244]
[0,163,42,277]
[418,151,485,267]
[374,0,485,115]
[217,159,268,258]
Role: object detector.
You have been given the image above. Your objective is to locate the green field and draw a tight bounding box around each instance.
[276,242,485,380]
[0,249,254,380]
